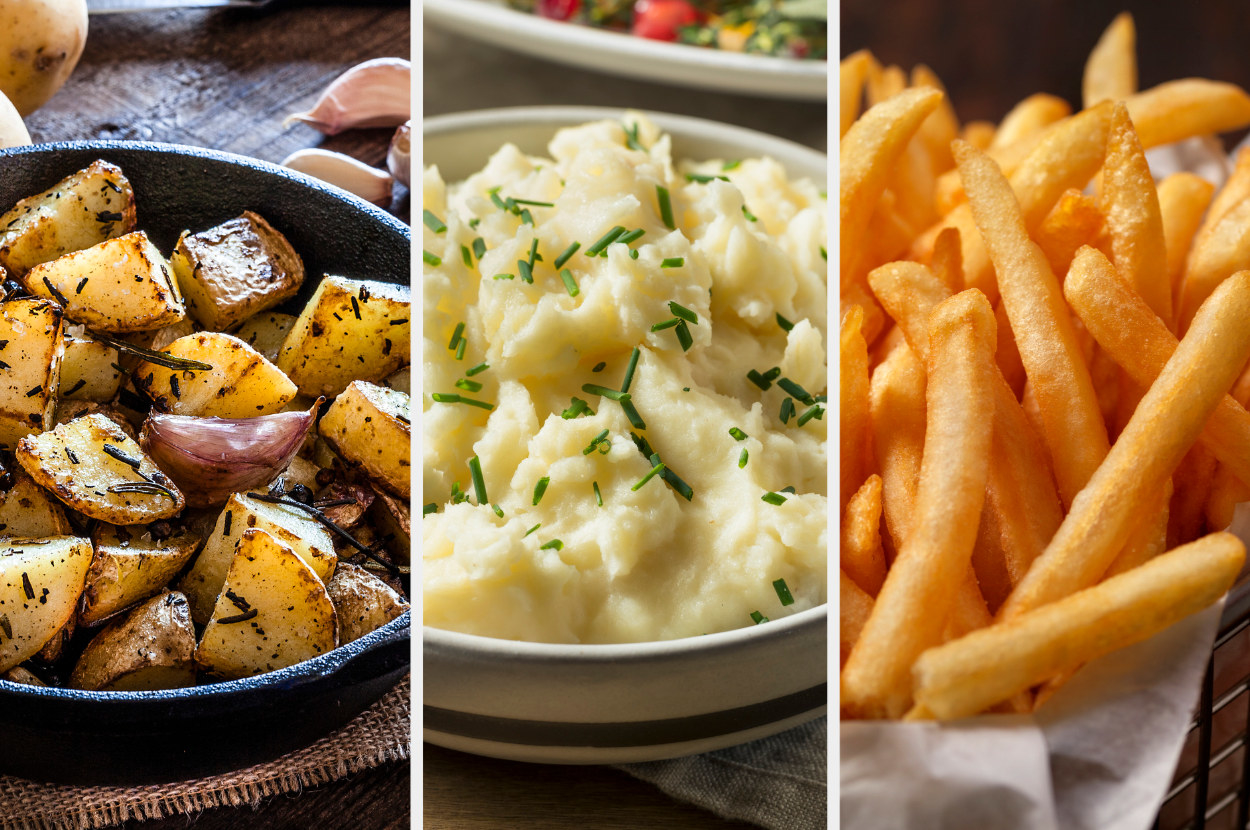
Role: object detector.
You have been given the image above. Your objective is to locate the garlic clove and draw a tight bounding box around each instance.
[284,57,411,135]
[281,148,393,206]
[387,121,411,189]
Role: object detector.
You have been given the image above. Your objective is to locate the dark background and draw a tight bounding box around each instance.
[841,0,1250,126]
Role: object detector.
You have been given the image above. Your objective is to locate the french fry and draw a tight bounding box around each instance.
[868,343,926,555]
[842,474,886,597]
[840,50,872,138]
[866,63,907,107]
[1104,479,1172,578]
[1177,195,1250,332]
[961,120,996,151]
[1033,189,1108,280]
[840,570,874,666]
[910,64,960,174]
[841,306,871,514]
[992,298,1026,402]
[928,226,964,293]
[1000,269,1250,620]
[1203,146,1250,228]
[912,532,1245,721]
[1157,172,1215,311]
[842,290,996,719]
[955,139,1110,506]
[1082,11,1137,107]
[1124,78,1250,149]
[991,94,1073,151]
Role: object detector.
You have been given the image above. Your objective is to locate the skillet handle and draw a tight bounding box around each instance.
[332,616,411,684]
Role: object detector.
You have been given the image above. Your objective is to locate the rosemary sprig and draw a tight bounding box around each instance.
[92,332,213,371]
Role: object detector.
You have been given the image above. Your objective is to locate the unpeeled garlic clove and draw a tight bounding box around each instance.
[285,57,411,135]
[282,148,394,206]
[387,121,410,189]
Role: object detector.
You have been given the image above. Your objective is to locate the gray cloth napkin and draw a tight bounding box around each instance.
[618,718,827,830]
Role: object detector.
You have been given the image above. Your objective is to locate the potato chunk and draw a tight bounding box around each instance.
[0,298,64,450]
[195,529,337,680]
[78,525,199,627]
[132,331,297,417]
[16,413,185,524]
[0,470,71,538]
[70,592,196,691]
[276,276,410,397]
[0,160,136,276]
[326,562,409,644]
[61,329,122,402]
[320,381,410,498]
[0,536,93,673]
[171,211,305,331]
[179,491,337,626]
[234,312,297,364]
[26,230,185,333]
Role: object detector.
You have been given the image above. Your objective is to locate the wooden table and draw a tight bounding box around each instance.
[422,16,827,830]
[20,5,411,828]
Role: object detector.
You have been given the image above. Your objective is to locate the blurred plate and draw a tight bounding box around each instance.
[423,0,827,101]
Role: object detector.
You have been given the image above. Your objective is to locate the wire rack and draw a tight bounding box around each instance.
[1156,579,1250,830]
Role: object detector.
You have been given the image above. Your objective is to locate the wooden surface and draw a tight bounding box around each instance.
[18,5,411,829]
[421,12,827,830]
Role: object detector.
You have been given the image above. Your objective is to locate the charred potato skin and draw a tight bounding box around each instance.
[326,561,409,644]
[0,297,63,450]
[0,160,136,276]
[69,591,196,691]
[132,331,297,418]
[320,381,410,499]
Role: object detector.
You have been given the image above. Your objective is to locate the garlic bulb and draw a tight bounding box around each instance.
[140,402,321,507]
[388,121,410,189]
[285,57,411,135]
[281,148,393,206]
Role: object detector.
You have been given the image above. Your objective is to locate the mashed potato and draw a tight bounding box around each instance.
[423,114,827,644]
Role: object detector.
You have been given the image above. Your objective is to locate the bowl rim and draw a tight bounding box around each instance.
[0,140,412,702]
[422,106,828,660]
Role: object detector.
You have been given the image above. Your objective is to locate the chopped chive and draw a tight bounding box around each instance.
[729,428,749,443]
[629,249,639,260]
[466,362,489,376]
[620,398,647,430]
[431,392,494,411]
[582,428,610,455]
[527,238,541,267]
[586,226,626,256]
[423,250,441,267]
[525,523,541,537]
[561,397,594,419]
[517,259,533,284]
[632,461,666,491]
[455,378,482,393]
[742,205,758,222]
[621,347,641,393]
[686,173,729,183]
[763,367,782,382]
[582,384,631,402]
[554,241,581,269]
[819,245,827,261]
[781,486,797,494]
[460,245,473,267]
[723,159,742,171]
[738,448,749,468]
[489,190,509,212]
[539,539,564,551]
[660,466,694,501]
[519,208,534,225]
[747,369,772,390]
[675,320,693,351]
[493,273,515,280]
[651,317,680,332]
[473,237,487,260]
[776,312,794,332]
[593,481,603,506]
[750,611,769,624]
[423,503,437,516]
[591,362,606,373]
[469,217,481,228]
[617,228,645,246]
[469,456,488,505]
[797,404,824,427]
[660,257,684,268]
[777,378,815,404]
[532,476,550,505]
[560,269,579,297]
[492,504,505,518]
[773,578,795,606]
[512,198,555,207]
[448,322,465,350]
[762,492,787,505]
[668,302,697,324]
[422,209,447,234]
[657,185,675,230]
[455,338,467,360]
[780,397,795,424]
[624,121,646,152]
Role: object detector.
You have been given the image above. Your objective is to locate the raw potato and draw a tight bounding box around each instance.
[233,312,296,364]
[0,297,62,449]
[326,562,409,644]
[319,381,410,498]
[69,592,196,691]
[0,0,88,116]
[60,329,122,402]
[26,230,185,333]
[16,412,185,524]
[194,529,337,680]
[171,212,305,331]
[0,535,92,673]
[0,88,28,148]
[132,331,297,417]
[277,276,410,397]
[179,491,337,626]
[0,160,135,276]
[78,524,199,627]
[0,469,71,538]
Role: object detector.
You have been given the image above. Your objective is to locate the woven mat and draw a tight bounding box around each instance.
[0,675,410,830]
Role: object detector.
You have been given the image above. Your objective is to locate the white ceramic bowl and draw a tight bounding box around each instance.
[422,107,828,764]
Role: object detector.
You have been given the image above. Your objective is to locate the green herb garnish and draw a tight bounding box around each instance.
[533,476,550,505]
[423,250,441,267]
[554,241,581,269]
[632,461,666,491]
[593,481,603,506]
[582,384,631,402]
[657,185,675,230]
[761,492,788,505]
[773,578,794,606]
[466,362,489,376]
[423,209,447,234]
[660,257,684,268]
[560,269,579,297]
[738,448,749,468]
[539,539,564,551]
[668,302,697,325]
[586,226,627,257]
[455,378,482,393]
[776,312,794,332]
[469,456,488,505]
[621,346,640,393]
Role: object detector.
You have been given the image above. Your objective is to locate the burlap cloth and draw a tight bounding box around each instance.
[0,675,410,830]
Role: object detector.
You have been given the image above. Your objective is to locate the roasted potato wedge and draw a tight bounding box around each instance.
[171,211,305,331]
[0,298,64,450]
[0,536,93,673]
[0,470,70,541]
[132,331,297,418]
[78,524,199,627]
[319,381,410,499]
[61,328,122,402]
[0,160,136,276]
[326,562,409,644]
[70,591,196,691]
[2,666,46,686]
[234,312,297,364]
[16,413,185,524]
[194,529,337,680]
[276,276,410,397]
[26,230,185,333]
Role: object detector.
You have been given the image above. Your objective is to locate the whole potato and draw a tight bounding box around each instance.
[0,88,29,147]
[0,0,88,116]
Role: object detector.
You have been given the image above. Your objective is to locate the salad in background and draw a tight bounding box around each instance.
[506,0,827,59]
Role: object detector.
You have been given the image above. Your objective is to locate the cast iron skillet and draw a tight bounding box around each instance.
[0,141,411,786]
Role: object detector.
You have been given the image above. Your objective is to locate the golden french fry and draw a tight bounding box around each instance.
[1124,78,1250,149]
[1168,446,1218,548]
[1064,246,1250,491]
[842,474,886,597]
[1001,269,1250,619]
[1008,100,1116,232]
[1102,102,1171,326]
[841,306,871,514]
[840,49,873,138]
[1082,12,1137,107]
[947,568,993,640]
[1177,195,1250,332]
[955,139,1110,506]
[1203,146,1250,229]
[910,64,960,173]
[867,63,907,107]
[1105,479,1172,578]
[1205,366,1250,530]
[961,120,996,150]
[840,569,874,666]
[842,277,887,346]
[1033,188,1108,280]
[913,532,1245,721]
[1157,172,1215,309]
[869,343,926,554]
[842,290,997,719]
[991,93,1073,151]
[929,226,964,293]
[992,298,1026,398]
